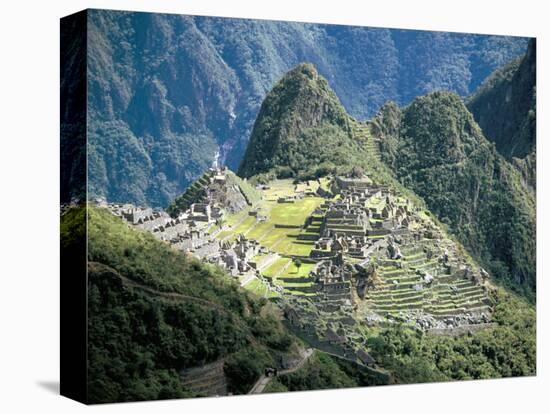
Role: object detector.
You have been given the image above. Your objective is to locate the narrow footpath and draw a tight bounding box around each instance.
[248,348,314,394]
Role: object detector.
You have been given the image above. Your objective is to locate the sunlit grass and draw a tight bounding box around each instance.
[280,262,316,278]
[262,257,292,278]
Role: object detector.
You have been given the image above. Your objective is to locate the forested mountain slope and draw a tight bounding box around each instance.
[467,39,536,189]
[238,64,360,179]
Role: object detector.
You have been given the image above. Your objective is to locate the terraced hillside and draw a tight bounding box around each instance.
[180,359,228,397]
[350,119,381,162]
[366,235,491,325]
[213,173,493,337]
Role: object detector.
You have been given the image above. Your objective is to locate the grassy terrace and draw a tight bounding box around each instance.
[249,253,275,270]
[262,257,292,279]
[262,179,300,200]
[216,179,324,257]
[283,291,317,297]
[275,262,318,297]
[270,197,323,226]
[352,120,381,161]
[263,258,316,291]
[280,262,316,279]
[367,234,386,240]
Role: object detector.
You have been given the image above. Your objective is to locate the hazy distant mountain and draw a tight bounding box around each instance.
[77,9,528,206]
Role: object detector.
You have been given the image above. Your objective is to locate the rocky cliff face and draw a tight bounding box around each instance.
[76,9,528,207]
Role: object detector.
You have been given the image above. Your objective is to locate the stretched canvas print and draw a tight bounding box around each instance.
[60,8,536,404]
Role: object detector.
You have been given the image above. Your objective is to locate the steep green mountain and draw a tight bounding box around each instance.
[61,206,300,403]
[238,64,362,179]
[467,39,536,189]
[73,9,528,206]
[467,39,536,158]
[373,92,536,296]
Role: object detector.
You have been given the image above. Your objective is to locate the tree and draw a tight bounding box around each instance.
[293,258,302,274]
[350,166,364,178]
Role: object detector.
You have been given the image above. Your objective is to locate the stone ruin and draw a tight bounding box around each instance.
[102,168,494,341]
[312,259,354,303]
[216,234,266,277]
[291,173,493,334]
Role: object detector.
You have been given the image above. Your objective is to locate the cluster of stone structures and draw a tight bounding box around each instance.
[311,178,412,260]
[102,168,269,284]
[216,234,268,277]
[282,174,493,365]
[106,202,221,259]
[311,257,354,311]
[206,168,250,213]
[283,256,369,365]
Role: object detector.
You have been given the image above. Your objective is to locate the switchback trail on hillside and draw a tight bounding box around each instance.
[248,348,315,394]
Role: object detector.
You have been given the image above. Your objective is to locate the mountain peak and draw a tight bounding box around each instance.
[401,91,485,166]
[238,63,353,179]
[288,62,319,79]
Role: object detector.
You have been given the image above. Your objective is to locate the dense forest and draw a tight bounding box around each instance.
[63,9,528,206]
